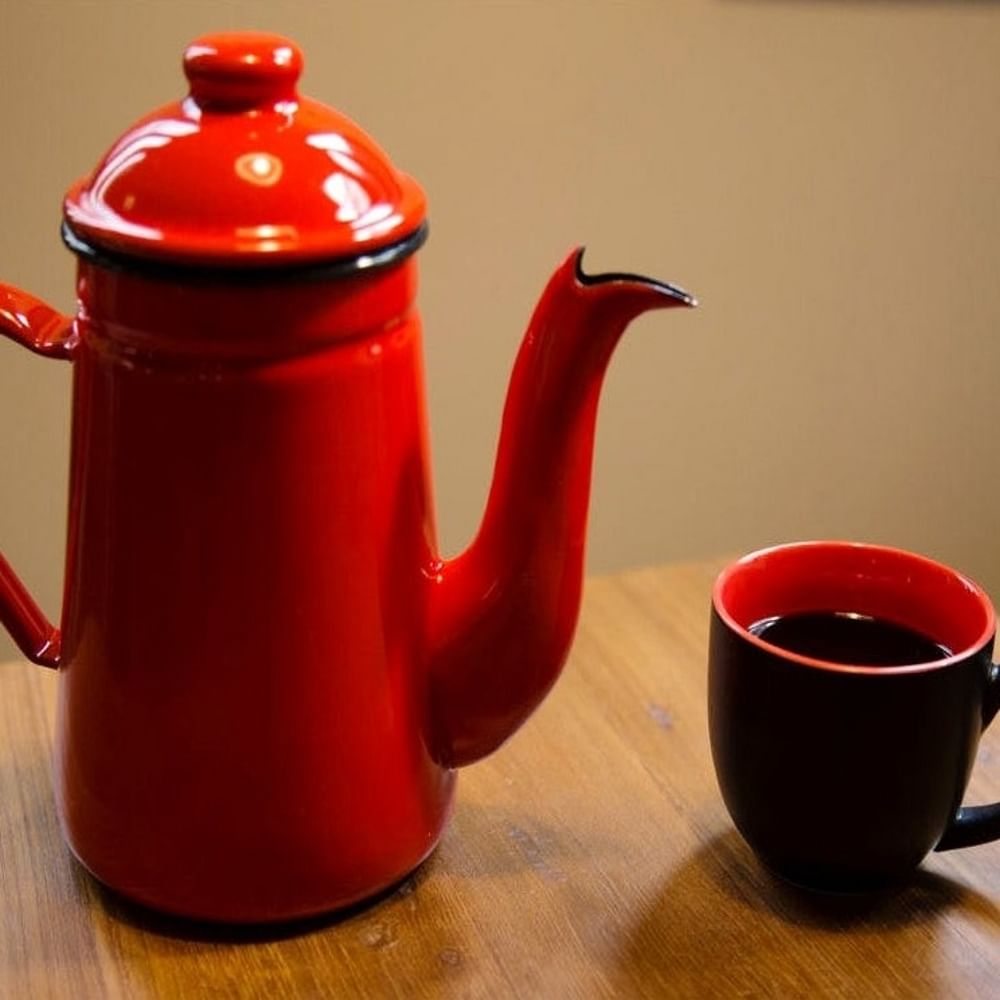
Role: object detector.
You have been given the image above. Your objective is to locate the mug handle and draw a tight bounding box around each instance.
[0,283,77,668]
[935,663,1000,851]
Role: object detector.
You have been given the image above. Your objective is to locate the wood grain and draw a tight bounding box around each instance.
[3,558,1000,998]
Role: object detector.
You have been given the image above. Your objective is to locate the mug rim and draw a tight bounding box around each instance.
[713,540,996,676]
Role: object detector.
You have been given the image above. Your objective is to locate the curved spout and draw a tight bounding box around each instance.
[425,248,695,767]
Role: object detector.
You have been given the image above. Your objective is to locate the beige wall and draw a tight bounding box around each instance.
[1,1,1000,659]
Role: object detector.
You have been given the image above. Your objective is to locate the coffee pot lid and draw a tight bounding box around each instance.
[63,32,427,269]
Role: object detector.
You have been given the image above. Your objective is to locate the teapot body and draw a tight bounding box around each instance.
[56,257,454,921]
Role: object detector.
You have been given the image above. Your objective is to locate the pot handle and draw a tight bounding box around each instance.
[0,283,76,668]
[935,663,1000,851]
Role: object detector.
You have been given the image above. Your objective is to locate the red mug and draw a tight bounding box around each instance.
[709,541,1000,891]
[0,33,694,921]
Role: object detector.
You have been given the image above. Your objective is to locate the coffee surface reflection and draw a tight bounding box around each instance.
[748,611,952,667]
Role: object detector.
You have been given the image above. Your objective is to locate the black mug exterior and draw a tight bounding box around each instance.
[709,542,999,891]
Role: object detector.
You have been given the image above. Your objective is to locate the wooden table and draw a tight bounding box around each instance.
[4,558,1000,998]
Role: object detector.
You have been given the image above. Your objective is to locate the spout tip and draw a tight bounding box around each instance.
[572,247,697,307]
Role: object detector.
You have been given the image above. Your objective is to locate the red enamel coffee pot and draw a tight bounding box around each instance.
[0,33,694,922]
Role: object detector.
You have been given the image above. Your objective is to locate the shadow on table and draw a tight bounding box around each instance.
[86,859,436,945]
[81,797,590,943]
[612,830,1000,996]
[76,847,473,997]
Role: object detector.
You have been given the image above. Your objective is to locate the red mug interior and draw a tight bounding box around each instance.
[714,542,995,671]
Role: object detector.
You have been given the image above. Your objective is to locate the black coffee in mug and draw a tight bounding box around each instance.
[709,541,1000,891]
[748,611,952,667]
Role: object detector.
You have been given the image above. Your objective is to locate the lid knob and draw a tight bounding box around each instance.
[183,32,303,111]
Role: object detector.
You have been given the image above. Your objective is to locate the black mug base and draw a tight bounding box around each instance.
[755,851,916,895]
